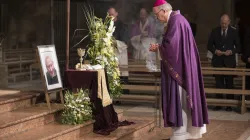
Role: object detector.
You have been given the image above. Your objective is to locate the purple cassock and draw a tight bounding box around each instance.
[160,10,209,127]
[131,19,155,38]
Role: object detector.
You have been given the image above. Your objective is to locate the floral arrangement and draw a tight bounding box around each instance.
[61,89,92,125]
[74,5,122,98]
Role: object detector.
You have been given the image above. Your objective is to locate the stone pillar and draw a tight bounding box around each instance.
[224,0,234,19]
[0,47,2,63]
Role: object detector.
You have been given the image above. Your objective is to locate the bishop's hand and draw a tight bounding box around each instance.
[149,44,159,52]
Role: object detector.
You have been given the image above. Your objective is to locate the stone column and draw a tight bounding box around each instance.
[0,47,2,63]
[224,0,234,19]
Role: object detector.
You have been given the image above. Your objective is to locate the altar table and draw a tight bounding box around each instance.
[64,69,133,135]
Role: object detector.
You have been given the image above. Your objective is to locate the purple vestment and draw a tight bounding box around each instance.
[160,11,209,127]
[131,19,154,38]
[130,19,157,60]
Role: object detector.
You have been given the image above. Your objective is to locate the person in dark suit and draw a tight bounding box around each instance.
[207,14,240,111]
[107,7,128,43]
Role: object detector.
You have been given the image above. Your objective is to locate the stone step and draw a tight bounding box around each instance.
[79,117,155,140]
[0,89,40,114]
[1,109,124,140]
[2,121,94,140]
[0,103,64,138]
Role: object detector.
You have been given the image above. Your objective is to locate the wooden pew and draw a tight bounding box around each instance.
[2,49,36,83]
[117,61,250,114]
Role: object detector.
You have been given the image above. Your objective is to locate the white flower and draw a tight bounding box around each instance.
[96,22,101,27]
[102,48,108,54]
[111,27,116,34]
[109,20,114,31]
[108,20,116,35]
[114,57,118,62]
[106,32,112,38]
[96,55,102,60]
[67,105,71,108]
[103,56,108,64]
[110,16,115,21]
[107,71,112,75]
[76,99,82,102]
[75,108,81,112]
[103,37,112,47]
[114,80,118,85]
[84,97,90,101]
[67,104,75,109]
[103,38,108,43]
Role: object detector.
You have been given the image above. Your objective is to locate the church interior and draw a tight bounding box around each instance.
[0,0,250,139]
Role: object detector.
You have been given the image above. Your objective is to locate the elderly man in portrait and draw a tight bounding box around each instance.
[45,56,59,85]
[207,14,240,111]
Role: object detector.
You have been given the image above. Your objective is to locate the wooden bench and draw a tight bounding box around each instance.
[30,63,40,81]
[202,67,250,113]
[1,49,37,83]
[9,72,30,83]
[115,65,160,104]
[115,94,156,103]
[9,70,39,83]
[117,62,250,114]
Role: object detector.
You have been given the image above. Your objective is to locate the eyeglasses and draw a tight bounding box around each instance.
[155,9,163,19]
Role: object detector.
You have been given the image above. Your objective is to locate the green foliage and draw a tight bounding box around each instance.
[61,89,92,125]
[82,5,122,98]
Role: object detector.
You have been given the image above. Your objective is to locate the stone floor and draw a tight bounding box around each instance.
[114,102,250,140]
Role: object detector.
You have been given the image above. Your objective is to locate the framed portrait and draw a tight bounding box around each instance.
[37,45,62,91]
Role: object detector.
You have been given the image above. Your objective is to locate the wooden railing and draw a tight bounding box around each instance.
[202,67,250,114]
[1,49,37,83]
[117,61,250,114]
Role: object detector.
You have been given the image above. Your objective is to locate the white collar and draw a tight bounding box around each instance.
[164,10,172,27]
[221,28,228,35]
[167,10,172,23]
[140,19,149,32]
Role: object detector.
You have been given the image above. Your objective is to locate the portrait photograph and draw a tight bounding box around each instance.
[37,45,62,91]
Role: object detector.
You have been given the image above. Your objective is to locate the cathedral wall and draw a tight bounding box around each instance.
[5,0,51,49]
[2,0,234,51]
